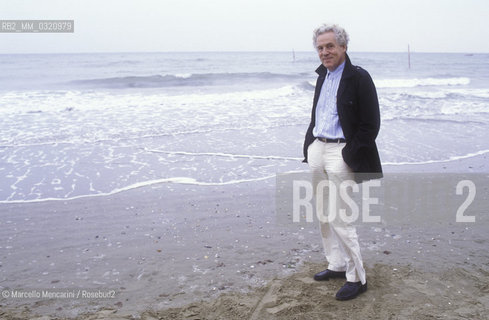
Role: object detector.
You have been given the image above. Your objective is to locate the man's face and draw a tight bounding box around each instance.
[316,32,346,71]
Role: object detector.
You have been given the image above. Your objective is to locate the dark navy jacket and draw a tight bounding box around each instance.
[303,54,383,181]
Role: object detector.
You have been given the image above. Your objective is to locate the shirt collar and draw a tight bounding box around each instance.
[327,60,346,78]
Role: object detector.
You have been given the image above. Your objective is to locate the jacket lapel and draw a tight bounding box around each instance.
[313,64,327,108]
[336,53,355,103]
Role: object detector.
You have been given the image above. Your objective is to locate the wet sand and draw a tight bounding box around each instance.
[1,154,488,319]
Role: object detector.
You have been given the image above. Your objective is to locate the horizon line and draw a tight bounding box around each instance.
[0,50,487,55]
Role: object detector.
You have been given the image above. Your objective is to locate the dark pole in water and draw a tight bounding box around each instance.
[408,44,411,69]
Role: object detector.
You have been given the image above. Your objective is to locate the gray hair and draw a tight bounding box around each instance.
[312,24,349,49]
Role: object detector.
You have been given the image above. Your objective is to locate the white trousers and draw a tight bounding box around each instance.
[307,139,366,284]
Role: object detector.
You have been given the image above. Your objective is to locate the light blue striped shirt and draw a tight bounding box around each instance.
[313,61,346,139]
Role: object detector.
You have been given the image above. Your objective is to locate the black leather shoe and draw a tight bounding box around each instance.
[313,269,346,281]
[335,281,368,300]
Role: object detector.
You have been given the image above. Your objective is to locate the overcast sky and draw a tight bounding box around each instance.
[1,0,488,54]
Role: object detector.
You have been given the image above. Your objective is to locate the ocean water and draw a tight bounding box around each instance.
[0,51,488,202]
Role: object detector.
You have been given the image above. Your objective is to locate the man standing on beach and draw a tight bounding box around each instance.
[302,24,382,300]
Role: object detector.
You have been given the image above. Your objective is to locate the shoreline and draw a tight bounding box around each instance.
[1,141,488,205]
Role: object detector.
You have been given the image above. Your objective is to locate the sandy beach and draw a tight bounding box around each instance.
[1,153,488,319]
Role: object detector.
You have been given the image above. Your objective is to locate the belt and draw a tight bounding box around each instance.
[317,137,346,143]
